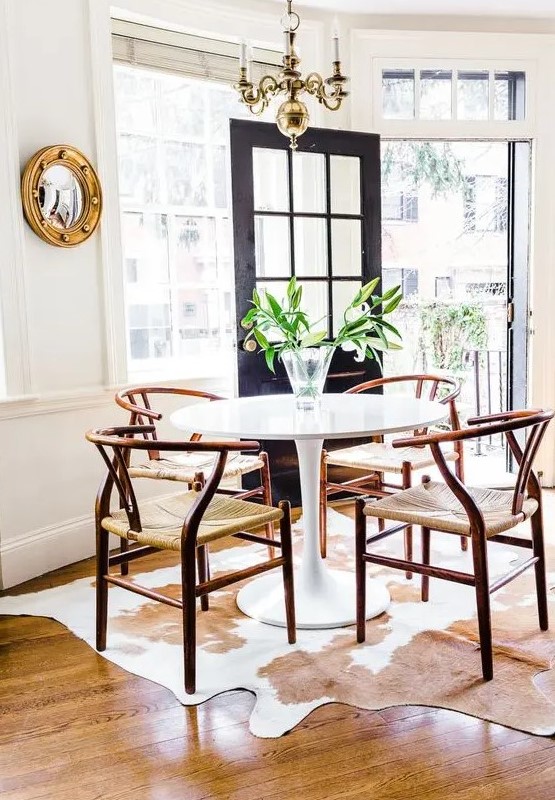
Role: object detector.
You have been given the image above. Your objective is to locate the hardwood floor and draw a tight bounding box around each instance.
[2,546,555,798]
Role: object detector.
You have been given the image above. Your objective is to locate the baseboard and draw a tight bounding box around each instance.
[0,514,96,590]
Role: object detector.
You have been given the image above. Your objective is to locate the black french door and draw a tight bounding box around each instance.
[230,119,382,503]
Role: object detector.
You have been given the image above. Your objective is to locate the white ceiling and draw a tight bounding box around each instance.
[275,0,555,17]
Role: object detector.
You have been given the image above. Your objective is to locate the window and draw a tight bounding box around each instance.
[112,21,280,379]
[381,68,526,122]
[383,267,419,297]
[464,175,507,233]
[382,192,418,222]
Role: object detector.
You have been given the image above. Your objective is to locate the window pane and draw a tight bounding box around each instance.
[213,145,228,208]
[457,71,489,120]
[420,70,452,120]
[253,148,289,212]
[331,219,362,276]
[160,76,206,139]
[332,282,361,336]
[122,213,169,284]
[382,70,415,120]
[494,71,526,121]
[114,68,157,134]
[128,302,172,360]
[176,288,225,356]
[208,86,250,143]
[117,134,159,204]
[174,217,217,283]
[165,142,207,206]
[255,215,291,277]
[294,218,327,277]
[292,152,326,213]
[330,156,360,215]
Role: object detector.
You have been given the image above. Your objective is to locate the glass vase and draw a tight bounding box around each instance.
[282,346,334,410]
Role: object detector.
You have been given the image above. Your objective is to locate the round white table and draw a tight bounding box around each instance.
[171,394,446,630]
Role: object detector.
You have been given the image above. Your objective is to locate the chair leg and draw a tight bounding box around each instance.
[319,451,328,559]
[355,498,367,643]
[402,463,413,580]
[196,545,210,612]
[119,537,130,576]
[181,547,198,695]
[421,526,430,602]
[96,524,110,652]
[260,452,276,559]
[471,528,493,681]
[531,507,549,631]
[278,501,296,644]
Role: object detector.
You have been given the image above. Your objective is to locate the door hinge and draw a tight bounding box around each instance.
[507,301,514,324]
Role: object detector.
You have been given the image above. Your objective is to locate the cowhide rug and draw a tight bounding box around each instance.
[2,505,555,739]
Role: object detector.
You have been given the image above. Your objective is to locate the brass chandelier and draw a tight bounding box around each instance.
[233,1,349,150]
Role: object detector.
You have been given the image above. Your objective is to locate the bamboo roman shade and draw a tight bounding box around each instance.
[112,19,281,84]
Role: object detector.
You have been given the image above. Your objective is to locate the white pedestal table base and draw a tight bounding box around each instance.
[236,567,390,630]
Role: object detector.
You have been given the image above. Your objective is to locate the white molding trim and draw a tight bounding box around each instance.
[0,0,33,398]
[88,0,128,387]
[0,387,115,420]
[0,514,95,589]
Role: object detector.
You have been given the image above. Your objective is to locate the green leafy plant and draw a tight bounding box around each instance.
[240,276,403,372]
[418,300,487,373]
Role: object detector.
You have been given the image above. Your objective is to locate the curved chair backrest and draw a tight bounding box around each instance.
[346,373,462,439]
[393,408,554,521]
[115,386,223,441]
[86,425,259,545]
[115,386,224,461]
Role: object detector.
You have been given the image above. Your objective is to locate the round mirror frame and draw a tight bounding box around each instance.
[21,145,102,248]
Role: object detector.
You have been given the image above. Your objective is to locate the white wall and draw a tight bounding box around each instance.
[1,0,555,587]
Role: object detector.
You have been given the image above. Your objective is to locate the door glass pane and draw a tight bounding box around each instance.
[292,152,326,213]
[332,282,361,336]
[330,156,360,215]
[255,215,291,277]
[255,281,290,342]
[457,71,489,120]
[297,281,328,334]
[253,148,289,212]
[294,218,328,277]
[420,70,452,120]
[381,139,511,475]
[382,70,415,119]
[331,219,362,276]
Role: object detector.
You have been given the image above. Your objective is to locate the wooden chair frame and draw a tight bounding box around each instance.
[320,374,465,564]
[86,425,296,695]
[115,386,275,576]
[355,408,553,681]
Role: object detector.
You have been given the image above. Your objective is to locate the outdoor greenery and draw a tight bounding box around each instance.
[417,300,488,373]
[382,141,466,197]
[240,276,403,373]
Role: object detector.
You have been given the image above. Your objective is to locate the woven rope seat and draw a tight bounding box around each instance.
[363,480,538,537]
[102,492,283,550]
[129,453,265,483]
[326,441,458,474]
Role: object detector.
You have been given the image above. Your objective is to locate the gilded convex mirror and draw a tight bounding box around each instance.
[21,145,102,247]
